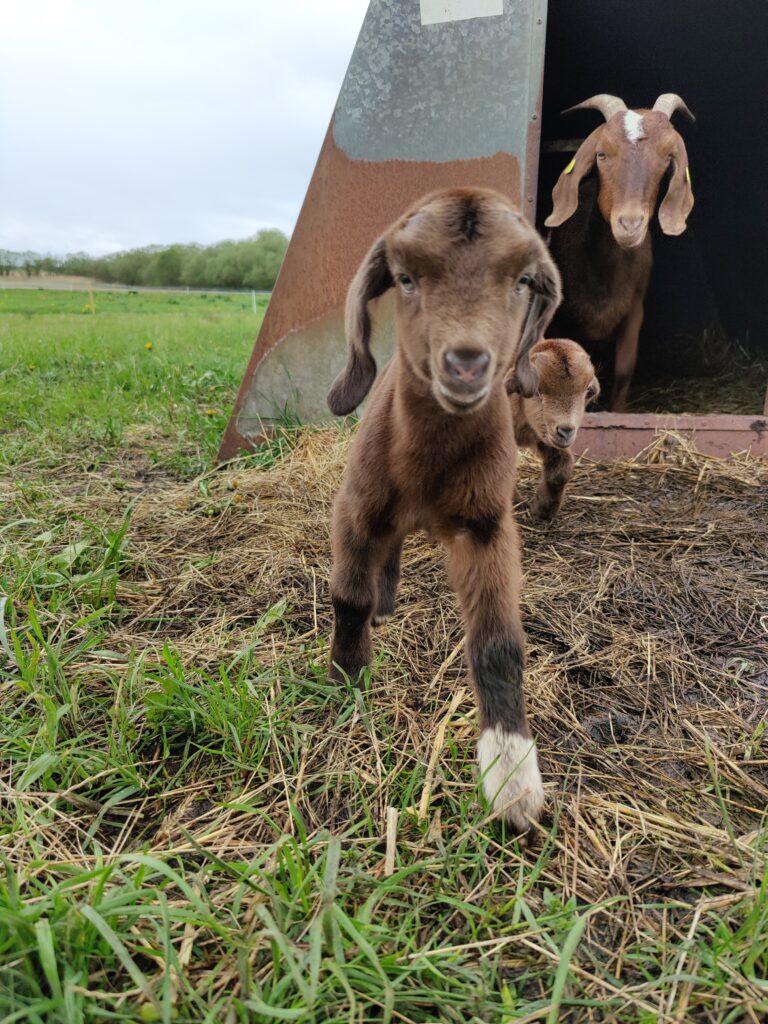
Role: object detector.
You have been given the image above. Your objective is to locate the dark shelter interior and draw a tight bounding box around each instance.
[537,0,768,413]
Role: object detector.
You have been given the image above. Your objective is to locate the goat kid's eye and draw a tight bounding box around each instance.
[398,274,415,294]
[515,274,533,294]
[596,151,607,161]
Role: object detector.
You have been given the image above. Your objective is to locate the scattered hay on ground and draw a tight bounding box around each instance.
[5,426,768,1019]
[57,426,768,843]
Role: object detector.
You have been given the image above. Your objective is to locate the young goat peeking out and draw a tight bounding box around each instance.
[327,188,562,834]
[506,339,599,521]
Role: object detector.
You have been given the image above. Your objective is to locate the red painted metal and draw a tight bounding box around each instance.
[573,412,768,460]
[218,132,523,460]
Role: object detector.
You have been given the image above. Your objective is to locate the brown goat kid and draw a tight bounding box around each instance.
[545,93,695,411]
[327,188,561,833]
[507,339,599,521]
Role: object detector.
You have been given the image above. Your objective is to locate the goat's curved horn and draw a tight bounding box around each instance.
[652,94,695,121]
[562,94,627,121]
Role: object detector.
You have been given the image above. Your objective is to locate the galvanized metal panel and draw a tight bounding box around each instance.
[219,0,548,459]
[334,0,542,164]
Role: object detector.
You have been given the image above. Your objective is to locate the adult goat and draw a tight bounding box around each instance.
[545,93,695,411]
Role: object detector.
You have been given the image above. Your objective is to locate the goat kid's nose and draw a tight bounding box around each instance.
[618,215,644,235]
[444,349,491,385]
[555,425,575,446]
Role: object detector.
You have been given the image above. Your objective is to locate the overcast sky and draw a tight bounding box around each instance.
[0,0,369,255]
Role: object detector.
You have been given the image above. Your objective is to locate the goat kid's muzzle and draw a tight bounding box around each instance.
[436,348,493,412]
[551,425,576,449]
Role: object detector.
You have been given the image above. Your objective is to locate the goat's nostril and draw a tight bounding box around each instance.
[555,425,575,445]
[444,350,491,384]
[619,215,644,234]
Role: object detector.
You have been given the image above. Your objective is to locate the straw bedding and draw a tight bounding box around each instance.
[26,425,768,1011]
[93,429,768,846]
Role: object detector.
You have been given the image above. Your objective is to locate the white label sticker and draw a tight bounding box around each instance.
[420,0,504,26]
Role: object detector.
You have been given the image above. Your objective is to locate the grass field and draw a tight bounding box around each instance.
[1,288,768,1023]
[0,288,264,476]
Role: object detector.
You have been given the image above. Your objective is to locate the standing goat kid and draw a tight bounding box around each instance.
[545,93,695,411]
[507,338,599,521]
[327,188,561,833]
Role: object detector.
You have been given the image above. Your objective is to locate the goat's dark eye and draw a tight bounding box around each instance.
[596,151,607,161]
[515,274,533,294]
[399,274,415,294]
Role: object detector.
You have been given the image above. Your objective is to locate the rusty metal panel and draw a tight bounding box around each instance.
[573,413,768,461]
[219,0,549,460]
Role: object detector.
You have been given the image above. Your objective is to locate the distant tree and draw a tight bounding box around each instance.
[243,230,289,289]
[0,230,290,290]
[179,245,207,288]
[61,252,95,277]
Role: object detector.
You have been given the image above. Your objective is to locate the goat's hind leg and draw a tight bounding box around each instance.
[530,443,574,521]
[372,535,404,626]
[446,512,544,833]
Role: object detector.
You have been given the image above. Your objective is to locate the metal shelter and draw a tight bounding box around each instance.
[219,0,768,462]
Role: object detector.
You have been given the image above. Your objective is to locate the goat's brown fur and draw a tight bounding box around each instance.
[545,95,694,411]
[507,338,599,521]
[327,188,561,833]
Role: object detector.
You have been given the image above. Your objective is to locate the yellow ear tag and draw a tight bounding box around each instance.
[564,157,576,175]
[685,166,692,187]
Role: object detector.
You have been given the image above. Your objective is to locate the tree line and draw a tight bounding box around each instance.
[0,230,289,290]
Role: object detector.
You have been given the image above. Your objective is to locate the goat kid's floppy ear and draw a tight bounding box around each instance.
[544,128,601,229]
[513,247,562,398]
[504,347,544,396]
[658,136,694,236]
[504,371,521,396]
[327,237,394,416]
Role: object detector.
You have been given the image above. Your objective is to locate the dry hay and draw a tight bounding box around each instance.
[31,426,768,1014]
[629,330,768,414]
[60,427,768,824]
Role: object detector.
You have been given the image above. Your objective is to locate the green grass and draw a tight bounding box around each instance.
[0,288,267,475]
[1,288,768,1021]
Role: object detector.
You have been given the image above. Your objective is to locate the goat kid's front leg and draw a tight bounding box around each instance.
[372,535,403,626]
[611,298,644,412]
[446,512,544,833]
[329,504,392,684]
[530,443,574,522]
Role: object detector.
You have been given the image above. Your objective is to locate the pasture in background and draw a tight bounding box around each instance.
[0,287,264,476]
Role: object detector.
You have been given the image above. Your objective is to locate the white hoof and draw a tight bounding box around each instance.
[477,727,545,832]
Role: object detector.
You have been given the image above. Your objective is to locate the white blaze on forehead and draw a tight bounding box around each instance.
[623,110,646,143]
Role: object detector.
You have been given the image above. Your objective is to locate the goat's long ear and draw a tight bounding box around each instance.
[504,347,543,396]
[514,246,562,398]
[544,128,601,229]
[658,136,694,236]
[327,237,394,416]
